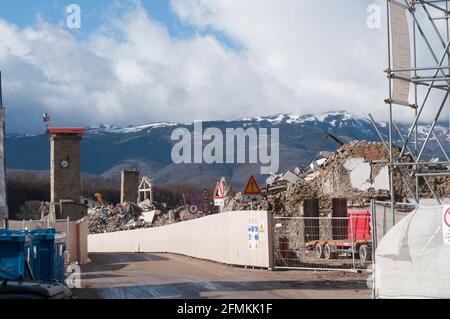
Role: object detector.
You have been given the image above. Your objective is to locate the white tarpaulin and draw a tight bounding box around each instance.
[375,205,450,299]
[390,1,411,106]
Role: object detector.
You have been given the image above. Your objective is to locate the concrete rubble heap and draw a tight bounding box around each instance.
[84,202,147,234]
[84,199,200,234]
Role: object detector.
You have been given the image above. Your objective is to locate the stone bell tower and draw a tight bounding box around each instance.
[48,128,85,220]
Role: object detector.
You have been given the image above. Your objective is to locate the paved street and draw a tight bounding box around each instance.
[74,253,371,299]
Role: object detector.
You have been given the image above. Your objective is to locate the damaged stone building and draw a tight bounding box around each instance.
[251,140,450,256]
[261,141,414,217]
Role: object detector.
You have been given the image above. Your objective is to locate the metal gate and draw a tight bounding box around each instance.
[273,214,373,272]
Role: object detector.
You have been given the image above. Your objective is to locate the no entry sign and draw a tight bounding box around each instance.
[443,206,450,245]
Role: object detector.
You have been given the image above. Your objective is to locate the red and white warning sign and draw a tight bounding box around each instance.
[213,182,225,206]
[443,206,450,245]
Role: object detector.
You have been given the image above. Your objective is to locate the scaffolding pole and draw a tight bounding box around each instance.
[377,0,450,222]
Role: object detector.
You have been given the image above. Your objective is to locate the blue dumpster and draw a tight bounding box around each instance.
[0,230,33,281]
[31,229,66,283]
[53,233,66,284]
[31,229,53,282]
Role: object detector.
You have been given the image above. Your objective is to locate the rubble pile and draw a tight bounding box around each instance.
[84,197,206,233]
[151,206,192,227]
[85,202,148,234]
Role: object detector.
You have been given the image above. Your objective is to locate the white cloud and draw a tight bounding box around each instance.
[171,0,390,117]
[0,0,443,133]
[0,2,302,132]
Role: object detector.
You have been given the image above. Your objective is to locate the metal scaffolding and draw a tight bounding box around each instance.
[0,71,7,224]
[370,0,450,222]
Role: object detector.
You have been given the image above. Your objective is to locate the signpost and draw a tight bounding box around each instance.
[243,176,262,209]
[184,189,213,215]
[213,182,225,208]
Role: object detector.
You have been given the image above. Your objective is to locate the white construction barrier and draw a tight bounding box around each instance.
[89,211,274,269]
[375,205,450,299]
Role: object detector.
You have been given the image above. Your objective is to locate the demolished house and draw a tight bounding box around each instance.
[262,141,394,216]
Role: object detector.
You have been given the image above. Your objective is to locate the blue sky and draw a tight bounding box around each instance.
[0,1,173,35]
[0,0,240,49]
[0,0,409,133]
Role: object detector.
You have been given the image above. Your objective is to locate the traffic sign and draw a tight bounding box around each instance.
[213,182,224,199]
[443,206,450,245]
[188,204,199,215]
[243,176,261,195]
[243,176,262,204]
[214,198,225,207]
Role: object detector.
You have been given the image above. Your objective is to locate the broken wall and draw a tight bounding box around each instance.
[121,170,140,204]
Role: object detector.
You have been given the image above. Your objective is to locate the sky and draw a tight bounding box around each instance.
[0,0,428,133]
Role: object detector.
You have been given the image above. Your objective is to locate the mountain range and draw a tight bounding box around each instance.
[6,111,449,190]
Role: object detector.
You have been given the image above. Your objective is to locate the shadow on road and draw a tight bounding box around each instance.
[75,279,368,299]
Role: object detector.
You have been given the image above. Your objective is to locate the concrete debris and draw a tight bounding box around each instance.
[309,158,329,171]
[266,171,302,187]
[83,202,147,234]
[282,171,302,184]
[219,177,235,208]
[84,195,209,234]
[141,211,156,225]
[264,171,303,196]
[138,199,154,211]
[319,151,335,159]
[266,173,283,186]
[152,206,185,227]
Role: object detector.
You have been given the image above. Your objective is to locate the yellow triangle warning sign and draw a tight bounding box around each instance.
[243,176,261,195]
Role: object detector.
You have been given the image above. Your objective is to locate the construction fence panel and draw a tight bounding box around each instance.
[273,215,373,271]
[371,201,416,249]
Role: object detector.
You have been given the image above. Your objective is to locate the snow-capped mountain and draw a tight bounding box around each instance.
[87,122,179,134]
[6,111,449,188]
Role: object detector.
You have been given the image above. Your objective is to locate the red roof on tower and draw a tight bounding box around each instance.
[47,128,85,135]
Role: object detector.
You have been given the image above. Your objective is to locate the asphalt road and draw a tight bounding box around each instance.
[74,253,371,299]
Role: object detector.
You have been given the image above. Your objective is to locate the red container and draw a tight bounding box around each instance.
[347,211,371,241]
